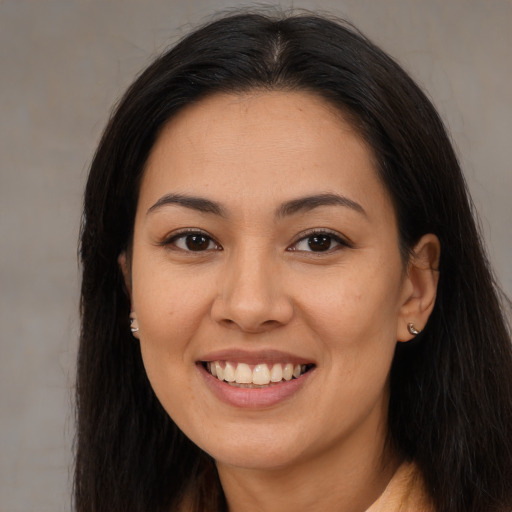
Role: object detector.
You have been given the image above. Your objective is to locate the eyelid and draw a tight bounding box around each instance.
[158,227,351,253]
[287,228,353,252]
[160,228,222,251]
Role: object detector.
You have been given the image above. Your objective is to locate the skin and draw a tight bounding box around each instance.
[121,91,440,512]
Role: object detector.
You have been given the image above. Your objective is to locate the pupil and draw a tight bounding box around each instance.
[186,235,209,251]
[308,235,331,252]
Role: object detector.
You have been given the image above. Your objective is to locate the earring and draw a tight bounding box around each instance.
[129,312,139,336]
[407,323,421,336]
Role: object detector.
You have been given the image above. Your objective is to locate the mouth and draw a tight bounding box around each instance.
[200,360,315,388]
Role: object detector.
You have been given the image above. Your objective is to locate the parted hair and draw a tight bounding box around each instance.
[76,11,512,512]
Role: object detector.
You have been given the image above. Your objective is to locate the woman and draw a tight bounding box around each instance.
[76,11,512,512]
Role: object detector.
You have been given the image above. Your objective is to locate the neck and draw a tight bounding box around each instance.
[216,412,400,512]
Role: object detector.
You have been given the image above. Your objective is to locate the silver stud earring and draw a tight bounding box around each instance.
[407,323,421,336]
[130,319,139,334]
[130,312,139,336]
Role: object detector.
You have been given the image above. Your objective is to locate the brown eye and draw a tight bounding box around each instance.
[168,232,220,252]
[185,234,210,251]
[289,230,350,253]
[307,234,333,252]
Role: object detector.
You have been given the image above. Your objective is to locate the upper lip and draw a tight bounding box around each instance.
[196,348,315,366]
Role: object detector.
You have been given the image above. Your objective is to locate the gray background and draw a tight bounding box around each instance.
[1,0,510,510]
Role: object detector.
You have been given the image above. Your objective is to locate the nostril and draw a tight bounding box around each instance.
[211,290,294,333]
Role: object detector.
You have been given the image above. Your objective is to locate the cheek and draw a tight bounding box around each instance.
[296,261,403,338]
[140,343,203,440]
[292,260,404,401]
[130,266,212,403]
[134,272,204,425]
[133,260,215,341]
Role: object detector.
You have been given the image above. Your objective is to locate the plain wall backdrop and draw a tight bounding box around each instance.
[0,1,511,510]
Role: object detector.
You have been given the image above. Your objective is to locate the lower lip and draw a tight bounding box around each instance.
[198,364,313,408]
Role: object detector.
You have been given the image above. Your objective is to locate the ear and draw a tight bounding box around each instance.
[397,234,440,342]
[118,252,132,300]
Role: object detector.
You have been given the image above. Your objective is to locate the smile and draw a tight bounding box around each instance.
[203,361,313,387]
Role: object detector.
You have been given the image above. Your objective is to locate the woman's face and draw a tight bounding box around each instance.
[127,91,414,472]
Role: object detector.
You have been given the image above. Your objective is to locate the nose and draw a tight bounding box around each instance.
[210,246,294,333]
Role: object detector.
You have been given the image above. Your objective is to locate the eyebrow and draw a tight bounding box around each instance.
[276,193,366,218]
[147,192,366,218]
[147,193,226,216]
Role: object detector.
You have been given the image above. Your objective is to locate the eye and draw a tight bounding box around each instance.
[165,231,221,252]
[289,230,350,253]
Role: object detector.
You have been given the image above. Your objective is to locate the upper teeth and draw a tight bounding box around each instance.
[206,361,307,386]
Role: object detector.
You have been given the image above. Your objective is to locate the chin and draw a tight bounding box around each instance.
[212,447,302,472]
[195,428,307,471]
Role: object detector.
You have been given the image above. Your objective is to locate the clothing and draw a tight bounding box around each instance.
[365,461,435,512]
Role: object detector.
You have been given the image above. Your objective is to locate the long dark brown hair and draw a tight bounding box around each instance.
[76,11,512,512]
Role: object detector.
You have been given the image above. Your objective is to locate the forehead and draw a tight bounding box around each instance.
[139,90,392,224]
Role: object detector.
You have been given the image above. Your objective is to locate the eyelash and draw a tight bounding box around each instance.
[288,229,352,253]
[161,228,352,254]
[161,229,222,252]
